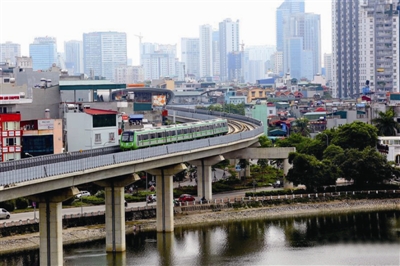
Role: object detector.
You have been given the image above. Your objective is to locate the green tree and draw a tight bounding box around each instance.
[339,147,393,186]
[322,144,344,163]
[291,118,310,137]
[275,133,311,151]
[331,121,378,151]
[286,152,339,192]
[372,107,400,136]
[259,135,273,147]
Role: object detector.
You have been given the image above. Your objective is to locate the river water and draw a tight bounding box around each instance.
[3,210,400,266]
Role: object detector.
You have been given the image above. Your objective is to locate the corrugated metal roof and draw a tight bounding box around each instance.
[83,108,118,115]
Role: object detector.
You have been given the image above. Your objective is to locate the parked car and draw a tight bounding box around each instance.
[0,208,10,219]
[177,194,195,203]
[76,191,91,198]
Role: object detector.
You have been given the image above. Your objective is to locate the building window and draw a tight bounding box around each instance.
[5,138,17,146]
[95,134,101,143]
[109,132,115,142]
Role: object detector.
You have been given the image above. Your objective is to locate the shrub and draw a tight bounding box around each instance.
[95,190,105,199]
[15,198,29,210]
[81,196,104,205]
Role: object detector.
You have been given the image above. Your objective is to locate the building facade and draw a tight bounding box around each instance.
[181,38,200,78]
[29,37,58,71]
[359,0,400,94]
[332,0,360,98]
[219,18,240,82]
[64,40,83,75]
[199,25,214,78]
[83,31,127,81]
[0,42,21,66]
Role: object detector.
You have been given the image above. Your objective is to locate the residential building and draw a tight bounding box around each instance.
[227,51,243,82]
[332,0,360,98]
[83,31,127,81]
[271,51,284,76]
[324,53,333,85]
[0,42,21,65]
[219,18,240,82]
[199,25,213,78]
[64,107,119,152]
[64,40,83,75]
[29,37,57,71]
[181,38,200,78]
[114,65,144,84]
[141,43,176,80]
[359,0,400,93]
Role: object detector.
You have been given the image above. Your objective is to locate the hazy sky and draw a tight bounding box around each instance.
[0,0,332,65]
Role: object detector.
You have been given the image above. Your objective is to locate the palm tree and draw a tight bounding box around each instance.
[292,118,310,137]
[372,107,400,136]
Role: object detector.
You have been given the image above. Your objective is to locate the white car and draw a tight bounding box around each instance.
[0,208,10,219]
[76,191,91,198]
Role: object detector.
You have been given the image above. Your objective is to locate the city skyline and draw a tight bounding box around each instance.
[0,0,332,65]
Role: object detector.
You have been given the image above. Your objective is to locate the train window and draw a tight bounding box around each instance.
[142,134,148,141]
[158,132,163,138]
[121,132,130,142]
[177,130,182,134]
[171,131,176,136]
[151,133,156,139]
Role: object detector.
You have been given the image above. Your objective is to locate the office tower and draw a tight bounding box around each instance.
[358,0,400,94]
[0,42,21,65]
[212,30,220,78]
[332,0,360,98]
[276,0,320,80]
[181,38,200,78]
[29,37,57,71]
[219,18,240,82]
[324,53,333,85]
[276,0,304,51]
[199,25,213,78]
[83,31,127,80]
[64,40,83,75]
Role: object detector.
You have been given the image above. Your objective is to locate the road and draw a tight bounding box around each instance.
[5,185,275,223]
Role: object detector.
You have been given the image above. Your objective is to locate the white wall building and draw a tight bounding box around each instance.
[181,38,200,78]
[64,107,119,152]
[0,42,21,66]
[219,18,240,82]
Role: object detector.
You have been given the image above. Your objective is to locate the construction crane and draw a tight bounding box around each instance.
[134,33,143,64]
[240,40,245,52]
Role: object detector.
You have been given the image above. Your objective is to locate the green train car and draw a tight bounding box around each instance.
[120,119,229,150]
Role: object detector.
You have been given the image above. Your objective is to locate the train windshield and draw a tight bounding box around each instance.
[121,132,134,142]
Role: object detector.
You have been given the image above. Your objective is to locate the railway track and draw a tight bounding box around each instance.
[228,119,256,134]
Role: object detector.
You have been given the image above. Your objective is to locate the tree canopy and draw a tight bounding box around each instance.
[372,107,400,136]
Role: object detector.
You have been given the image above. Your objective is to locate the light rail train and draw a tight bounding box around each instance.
[120,119,229,150]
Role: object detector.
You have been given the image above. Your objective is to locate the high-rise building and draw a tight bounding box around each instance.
[219,18,240,82]
[332,0,360,98]
[212,30,220,78]
[114,65,144,84]
[199,25,213,78]
[276,0,305,73]
[271,51,284,76]
[83,31,127,80]
[0,42,21,65]
[29,37,57,71]
[141,43,176,80]
[181,38,200,78]
[324,53,333,85]
[64,40,83,75]
[358,0,400,94]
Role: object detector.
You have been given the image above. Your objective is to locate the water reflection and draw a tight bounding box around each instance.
[2,210,400,266]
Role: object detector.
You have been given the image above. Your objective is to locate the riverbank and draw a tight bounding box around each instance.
[1,198,399,255]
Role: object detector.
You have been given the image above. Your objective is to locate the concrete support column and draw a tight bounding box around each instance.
[147,164,187,233]
[190,155,224,201]
[28,187,78,266]
[156,171,174,232]
[95,173,140,253]
[283,158,293,189]
[105,186,126,252]
[195,162,212,200]
[39,201,63,266]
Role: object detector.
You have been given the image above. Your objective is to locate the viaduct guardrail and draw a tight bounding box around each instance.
[0,107,264,187]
